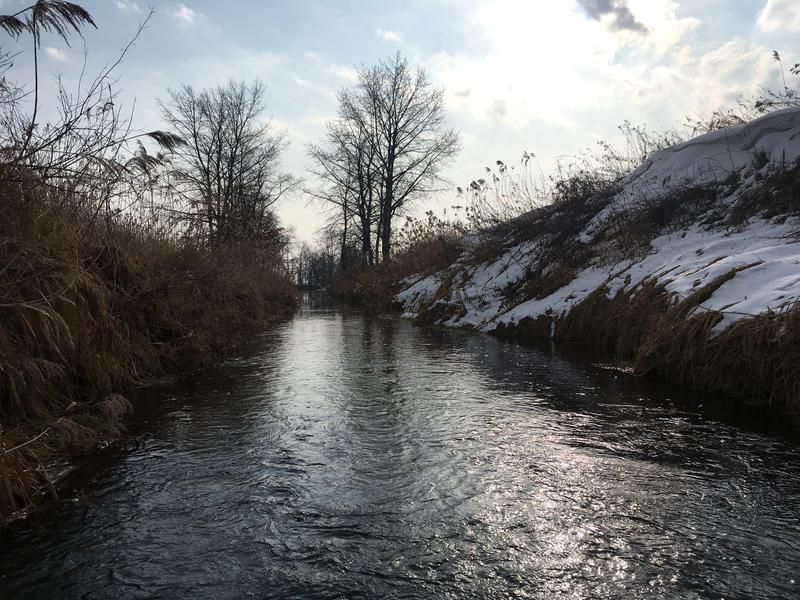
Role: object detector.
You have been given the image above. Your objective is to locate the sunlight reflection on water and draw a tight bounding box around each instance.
[1,292,799,599]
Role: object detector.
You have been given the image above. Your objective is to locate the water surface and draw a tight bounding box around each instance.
[1,293,799,599]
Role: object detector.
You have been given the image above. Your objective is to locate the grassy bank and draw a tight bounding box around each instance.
[0,177,297,518]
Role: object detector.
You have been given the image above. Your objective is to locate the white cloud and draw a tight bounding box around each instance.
[303,113,336,127]
[376,28,404,42]
[172,3,199,26]
[44,47,68,62]
[329,64,358,82]
[756,0,800,32]
[429,0,703,129]
[631,38,780,122]
[416,0,790,207]
[115,0,141,12]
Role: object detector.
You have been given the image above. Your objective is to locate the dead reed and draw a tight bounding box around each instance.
[0,175,297,518]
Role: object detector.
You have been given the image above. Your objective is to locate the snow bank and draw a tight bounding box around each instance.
[395,274,442,318]
[581,108,800,242]
[395,108,800,337]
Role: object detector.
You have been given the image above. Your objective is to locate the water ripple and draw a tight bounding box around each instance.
[1,295,799,599]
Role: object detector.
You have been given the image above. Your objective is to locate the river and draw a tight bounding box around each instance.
[1,293,799,599]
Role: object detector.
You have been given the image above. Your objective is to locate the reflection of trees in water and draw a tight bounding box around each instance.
[331,315,414,507]
[300,289,333,311]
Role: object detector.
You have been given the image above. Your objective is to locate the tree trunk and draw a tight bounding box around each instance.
[381,215,391,262]
[360,218,372,265]
[380,171,394,262]
[340,208,349,269]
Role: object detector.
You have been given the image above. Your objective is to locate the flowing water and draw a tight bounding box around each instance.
[1,293,800,599]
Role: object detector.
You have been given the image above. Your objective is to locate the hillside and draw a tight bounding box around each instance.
[395,108,800,417]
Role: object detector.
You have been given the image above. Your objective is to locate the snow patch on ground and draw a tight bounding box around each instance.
[396,274,442,318]
[397,218,800,334]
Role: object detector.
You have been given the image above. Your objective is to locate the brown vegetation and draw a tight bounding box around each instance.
[328,209,466,309]
[0,174,296,518]
[0,2,298,519]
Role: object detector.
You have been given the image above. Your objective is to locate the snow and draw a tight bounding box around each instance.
[395,274,441,318]
[580,108,800,243]
[395,108,800,337]
[489,267,610,330]
[622,220,800,316]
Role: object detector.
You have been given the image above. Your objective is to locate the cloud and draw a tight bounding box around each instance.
[376,28,404,42]
[756,0,800,32]
[329,64,358,82]
[303,113,336,127]
[490,99,507,118]
[576,0,647,33]
[44,47,68,62]
[631,38,780,121]
[172,3,199,26]
[292,74,312,88]
[429,0,705,131]
[115,0,141,12]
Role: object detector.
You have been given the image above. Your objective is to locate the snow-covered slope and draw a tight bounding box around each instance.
[396,108,800,338]
[581,108,800,243]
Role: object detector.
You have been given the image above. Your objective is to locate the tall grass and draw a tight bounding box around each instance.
[0,2,298,518]
[0,171,296,517]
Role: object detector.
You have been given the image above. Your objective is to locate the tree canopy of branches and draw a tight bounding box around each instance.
[308,52,460,266]
[159,80,295,246]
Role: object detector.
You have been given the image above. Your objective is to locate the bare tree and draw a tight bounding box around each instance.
[158,80,295,244]
[308,114,380,266]
[309,53,460,265]
[347,53,460,261]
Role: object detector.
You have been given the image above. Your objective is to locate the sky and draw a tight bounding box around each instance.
[3,0,799,243]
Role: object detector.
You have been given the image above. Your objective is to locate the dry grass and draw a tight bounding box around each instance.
[636,275,800,417]
[0,175,297,517]
[556,279,671,357]
[330,221,467,310]
[328,264,389,309]
[728,162,800,225]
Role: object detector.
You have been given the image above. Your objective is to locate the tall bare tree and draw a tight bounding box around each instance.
[159,80,295,244]
[309,53,460,264]
[308,114,380,266]
[351,53,460,260]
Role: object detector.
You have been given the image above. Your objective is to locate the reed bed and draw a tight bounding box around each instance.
[0,176,297,518]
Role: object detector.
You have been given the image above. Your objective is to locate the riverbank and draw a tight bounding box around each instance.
[337,108,800,426]
[0,178,298,519]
